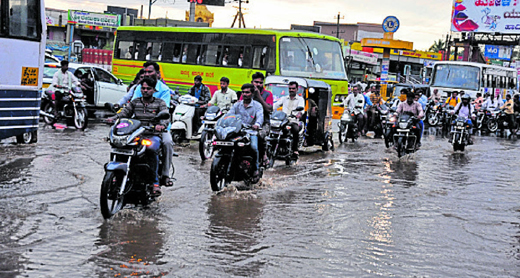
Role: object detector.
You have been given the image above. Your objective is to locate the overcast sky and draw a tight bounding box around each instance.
[46,0,454,51]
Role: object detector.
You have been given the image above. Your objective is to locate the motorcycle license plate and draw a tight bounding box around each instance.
[214,141,234,146]
[456,126,465,130]
[202,120,216,125]
[396,129,410,132]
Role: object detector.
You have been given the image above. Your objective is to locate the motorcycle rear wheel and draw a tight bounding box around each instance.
[210,156,230,192]
[43,103,55,125]
[100,171,125,219]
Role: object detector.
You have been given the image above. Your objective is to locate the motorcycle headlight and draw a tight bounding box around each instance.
[270,120,282,128]
[205,114,216,121]
[457,121,464,126]
[111,135,129,148]
[398,122,408,129]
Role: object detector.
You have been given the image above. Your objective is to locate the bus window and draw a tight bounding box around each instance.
[185,44,199,64]
[8,0,39,39]
[118,41,134,60]
[161,42,174,62]
[197,45,207,64]
[252,46,268,69]
[267,47,275,73]
[241,46,251,68]
[204,45,221,66]
[221,45,241,67]
[145,42,161,61]
[135,42,147,60]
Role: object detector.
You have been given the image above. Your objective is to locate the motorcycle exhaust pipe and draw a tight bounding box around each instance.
[40,111,55,119]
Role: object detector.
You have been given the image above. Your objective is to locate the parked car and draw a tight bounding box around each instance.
[42,63,127,108]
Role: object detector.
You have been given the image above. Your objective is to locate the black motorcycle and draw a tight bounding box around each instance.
[199,105,228,161]
[450,116,470,152]
[40,85,88,129]
[391,112,419,158]
[265,107,304,167]
[210,115,263,192]
[100,111,174,219]
[425,100,440,126]
[370,104,389,138]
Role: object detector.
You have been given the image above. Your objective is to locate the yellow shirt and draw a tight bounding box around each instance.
[445,96,460,107]
[501,99,514,114]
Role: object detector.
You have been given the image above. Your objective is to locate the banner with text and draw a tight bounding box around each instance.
[68,10,120,28]
[451,0,520,34]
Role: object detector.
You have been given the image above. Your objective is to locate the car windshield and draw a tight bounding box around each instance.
[43,66,76,79]
[279,37,347,80]
[265,83,305,103]
[431,64,480,91]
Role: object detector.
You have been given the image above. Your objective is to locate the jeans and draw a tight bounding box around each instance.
[250,135,259,171]
[418,120,424,142]
[146,136,162,184]
[160,132,174,178]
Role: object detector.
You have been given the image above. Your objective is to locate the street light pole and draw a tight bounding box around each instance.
[333,12,345,39]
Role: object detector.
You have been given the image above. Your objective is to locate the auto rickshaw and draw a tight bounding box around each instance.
[264,76,334,151]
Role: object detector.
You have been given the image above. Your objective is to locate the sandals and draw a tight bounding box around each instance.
[152,184,162,197]
[161,176,174,187]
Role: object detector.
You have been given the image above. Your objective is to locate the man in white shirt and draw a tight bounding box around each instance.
[343,84,365,135]
[208,77,237,109]
[51,60,80,117]
[273,81,305,156]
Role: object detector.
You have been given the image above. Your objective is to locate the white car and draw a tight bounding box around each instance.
[43,63,127,108]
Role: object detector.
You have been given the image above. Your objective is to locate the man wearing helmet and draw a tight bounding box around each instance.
[449,94,474,145]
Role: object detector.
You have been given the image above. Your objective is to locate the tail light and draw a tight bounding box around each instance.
[141,139,153,146]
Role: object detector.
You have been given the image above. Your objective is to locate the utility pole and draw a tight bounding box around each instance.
[333,12,345,39]
[189,0,196,22]
[148,0,158,19]
[231,0,248,28]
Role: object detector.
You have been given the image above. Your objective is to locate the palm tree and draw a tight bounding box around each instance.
[429,39,445,53]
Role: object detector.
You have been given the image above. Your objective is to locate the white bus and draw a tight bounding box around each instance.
[430,61,517,100]
[0,0,46,143]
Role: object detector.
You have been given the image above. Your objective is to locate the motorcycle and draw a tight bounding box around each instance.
[171,95,202,143]
[370,104,389,138]
[265,107,305,167]
[40,85,88,130]
[100,111,174,219]
[338,107,359,143]
[383,112,398,148]
[450,116,470,152]
[338,100,363,143]
[199,105,228,160]
[426,100,442,126]
[486,110,500,133]
[391,112,419,158]
[440,105,455,137]
[209,115,263,192]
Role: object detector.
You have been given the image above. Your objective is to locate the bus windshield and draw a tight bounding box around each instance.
[279,37,346,80]
[431,64,480,91]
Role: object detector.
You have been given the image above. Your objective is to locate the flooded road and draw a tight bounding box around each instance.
[1,123,520,277]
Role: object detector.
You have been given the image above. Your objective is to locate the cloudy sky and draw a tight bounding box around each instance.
[46,0,454,51]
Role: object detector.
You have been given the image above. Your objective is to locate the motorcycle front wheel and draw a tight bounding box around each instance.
[487,120,498,133]
[266,144,276,168]
[428,113,439,126]
[338,125,345,144]
[100,171,125,219]
[74,107,88,130]
[199,131,214,161]
[210,155,230,192]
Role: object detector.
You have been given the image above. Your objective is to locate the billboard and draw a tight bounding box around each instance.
[451,0,520,34]
[484,45,513,60]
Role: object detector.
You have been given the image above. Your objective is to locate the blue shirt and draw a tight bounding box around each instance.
[228,100,264,127]
[363,94,373,108]
[132,81,171,107]
[418,95,428,111]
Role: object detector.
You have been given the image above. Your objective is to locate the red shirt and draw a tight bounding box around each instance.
[240,89,273,105]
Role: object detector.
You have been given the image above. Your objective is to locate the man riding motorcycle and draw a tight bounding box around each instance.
[449,94,474,145]
[106,77,169,196]
[208,76,237,109]
[50,60,80,117]
[227,83,264,178]
[387,89,424,147]
[343,84,365,137]
[273,81,304,157]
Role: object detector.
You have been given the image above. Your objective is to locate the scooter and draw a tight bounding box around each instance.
[170,95,203,143]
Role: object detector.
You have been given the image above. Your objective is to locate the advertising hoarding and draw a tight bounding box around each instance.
[451,0,520,34]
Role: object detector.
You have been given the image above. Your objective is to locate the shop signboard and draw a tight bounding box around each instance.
[68,10,121,28]
[347,49,379,65]
[451,0,520,34]
[484,45,512,60]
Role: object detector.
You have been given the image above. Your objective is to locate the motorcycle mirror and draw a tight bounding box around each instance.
[105,102,115,111]
[295,106,304,112]
[154,111,171,120]
[357,100,363,103]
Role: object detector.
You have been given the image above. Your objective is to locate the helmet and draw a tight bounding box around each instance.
[461,94,471,102]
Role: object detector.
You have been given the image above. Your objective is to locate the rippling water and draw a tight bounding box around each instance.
[1,123,520,277]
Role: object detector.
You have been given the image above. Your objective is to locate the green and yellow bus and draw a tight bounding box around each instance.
[112,27,349,118]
